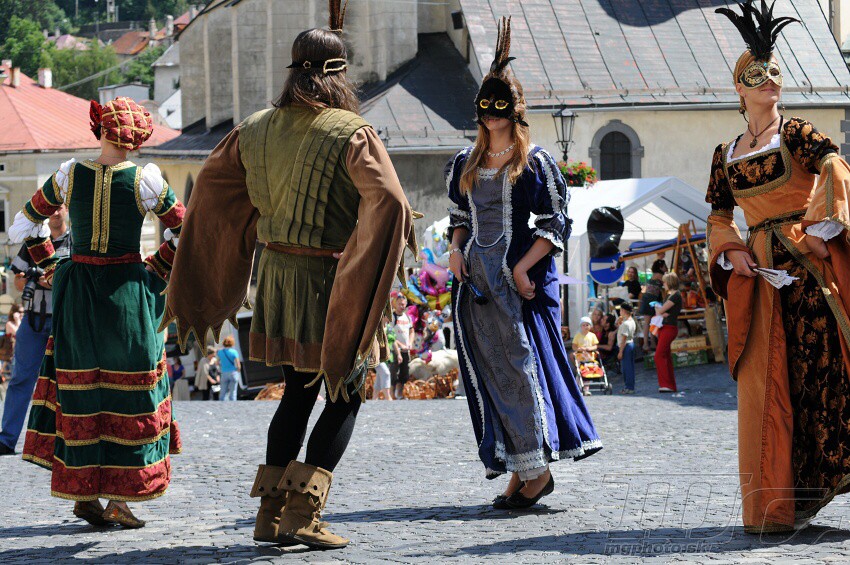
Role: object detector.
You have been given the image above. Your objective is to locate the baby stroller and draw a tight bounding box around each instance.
[574,351,613,395]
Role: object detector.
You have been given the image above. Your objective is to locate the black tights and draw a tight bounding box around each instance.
[266,366,362,472]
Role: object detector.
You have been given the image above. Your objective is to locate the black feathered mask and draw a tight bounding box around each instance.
[474,16,528,127]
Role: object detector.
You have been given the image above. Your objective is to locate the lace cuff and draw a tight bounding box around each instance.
[717,252,734,271]
[805,219,844,241]
[533,213,566,256]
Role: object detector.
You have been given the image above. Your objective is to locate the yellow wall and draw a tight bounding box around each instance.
[527,107,846,191]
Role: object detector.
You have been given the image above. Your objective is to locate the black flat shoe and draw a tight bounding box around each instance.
[492,494,511,510]
[0,442,15,456]
[505,474,555,509]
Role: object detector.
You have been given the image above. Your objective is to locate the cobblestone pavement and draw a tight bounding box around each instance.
[3,361,850,564]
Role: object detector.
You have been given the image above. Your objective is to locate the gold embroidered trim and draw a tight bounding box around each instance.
[80,159,134,172]
[66,163,75,208]
[54,453,169,470]
[21,207,42,224]
[21,454,53,469]
[58,371,167,392]
[133,165,145,217]
[99,166,114,253]
[774,231,850,350]
[90,165,105,251]
[51,426,170,447]
[60,396,170,418]
[31,399,58,411]
[724,138,793,199]
[153,181,170,214]
[50,488,168,503]
[156,198,176,218]
[48,176,62,206]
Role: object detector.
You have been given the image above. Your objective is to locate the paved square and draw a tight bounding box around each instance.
[2,361,850,564]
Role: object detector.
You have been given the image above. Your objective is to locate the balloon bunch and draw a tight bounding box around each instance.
[401,250,453,311]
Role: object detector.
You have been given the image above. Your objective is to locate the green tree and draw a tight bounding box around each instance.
[0,16,51,77]
[121,44,164,87]
[0,1,69,39]
[47,42,122,100]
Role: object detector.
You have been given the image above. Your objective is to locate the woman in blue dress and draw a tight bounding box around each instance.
[447,17,602,509]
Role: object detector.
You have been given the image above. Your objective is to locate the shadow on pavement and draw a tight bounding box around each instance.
[216,504,564,531]
[326,504,564,523]
[452,525,850,557]
[0,543,311,564]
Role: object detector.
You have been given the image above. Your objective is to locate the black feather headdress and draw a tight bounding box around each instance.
[489,16,514,74]
[474,16,528,127]
[715,0,800,60]
[329,0,349,32]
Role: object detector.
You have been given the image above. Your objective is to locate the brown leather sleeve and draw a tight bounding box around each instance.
[160,127,260,349]
[318,126,417,401]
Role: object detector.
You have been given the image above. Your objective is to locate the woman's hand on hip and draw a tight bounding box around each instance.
[513,266,536,300]
[805,234,831,260]
[449,250,468,282]
[726,250,758,277]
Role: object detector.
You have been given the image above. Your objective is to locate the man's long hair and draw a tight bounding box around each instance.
[274,29,359,114]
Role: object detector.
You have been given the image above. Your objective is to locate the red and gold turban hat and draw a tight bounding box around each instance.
[89,97,154,151]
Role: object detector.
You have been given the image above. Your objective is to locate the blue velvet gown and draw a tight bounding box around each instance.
[447,146,602,479]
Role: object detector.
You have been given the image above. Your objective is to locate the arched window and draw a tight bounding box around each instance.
[589,120,644,180]
[600,132,632,180]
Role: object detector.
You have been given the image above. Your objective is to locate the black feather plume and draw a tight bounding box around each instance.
[489,16,515,74]
[329,0,349,32]
[716,0,799,60]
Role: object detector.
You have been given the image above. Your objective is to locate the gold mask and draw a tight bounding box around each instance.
[739,60,783,89]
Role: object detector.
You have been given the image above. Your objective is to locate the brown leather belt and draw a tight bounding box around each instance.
[264,242,343,258]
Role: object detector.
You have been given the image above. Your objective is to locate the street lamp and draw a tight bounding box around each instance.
[552,108,577,161]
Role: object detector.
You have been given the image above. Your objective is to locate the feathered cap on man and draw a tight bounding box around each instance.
[474,16,528,127]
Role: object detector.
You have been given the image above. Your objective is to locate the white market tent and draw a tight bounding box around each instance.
[565,177,747,330]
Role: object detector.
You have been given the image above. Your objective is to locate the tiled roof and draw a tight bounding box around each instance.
[360,33,479,150]
[145,33,479,156]
[0,65,180,153]
[460,0,850,108]
[111,30,150,56]
[152,43,180,68]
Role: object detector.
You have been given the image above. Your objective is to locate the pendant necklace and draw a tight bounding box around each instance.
[487,144,515,158]
[747,116,780,148]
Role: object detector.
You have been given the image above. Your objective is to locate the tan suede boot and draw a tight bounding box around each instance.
[249,464,289,543]
[276,461,350,549]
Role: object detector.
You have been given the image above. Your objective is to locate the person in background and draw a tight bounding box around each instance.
[390,293,413,399]
[217,336,242,402]
[195,346,219,401]
[171,357,190,401]
[617,303,637,394]
[654,272,682,393]
[589,307,605,341]
[572,316,599,396]
[620,266,642,300]
[0,305,24,406]
[597,313,619,369]
[0,206,70,457]
[372,363,393,401]
[637,259,667,353]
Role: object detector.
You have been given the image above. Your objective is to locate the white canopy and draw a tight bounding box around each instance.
[565,177,747,330]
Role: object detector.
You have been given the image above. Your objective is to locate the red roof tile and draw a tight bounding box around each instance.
[0,65,179,153]
[111,31,150,56]
[173,10,192,28]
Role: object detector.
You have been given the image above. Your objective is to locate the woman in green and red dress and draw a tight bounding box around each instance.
[11,97,184,528]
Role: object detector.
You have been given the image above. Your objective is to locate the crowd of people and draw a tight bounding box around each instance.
[1,0,848,546]
[572,250,706,395]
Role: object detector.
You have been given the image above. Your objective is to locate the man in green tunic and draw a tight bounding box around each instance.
[163,1,417,550]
